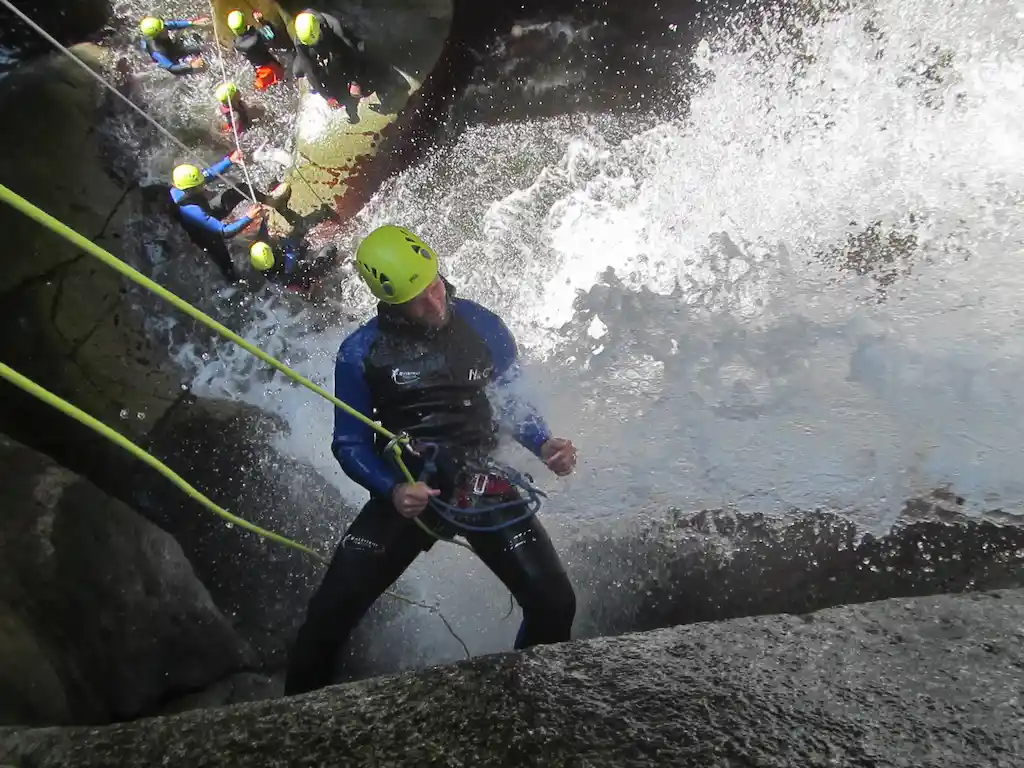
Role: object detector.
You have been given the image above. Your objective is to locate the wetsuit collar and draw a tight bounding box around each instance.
[376,276,457,338]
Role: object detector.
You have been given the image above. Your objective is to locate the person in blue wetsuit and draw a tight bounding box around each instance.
[169,150,289,283]
[139,16,209,74]
[284,224,579,696]
[248,224,338,295]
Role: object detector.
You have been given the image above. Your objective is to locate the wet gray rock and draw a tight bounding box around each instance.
[158,672,283,716]
[122,396,415,682]
[122,396,351,668]
[0,44,185,451]
[0,434,250,726]
[2,588,1022,766]
[570,504,1024,641]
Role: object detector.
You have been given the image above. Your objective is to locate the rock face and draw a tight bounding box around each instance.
[121,396,358,668]
[0,0,110,70]
[0,434,249,727]
[569,504,1024,641]
[0,44,185,456]
[3,588,1022,766]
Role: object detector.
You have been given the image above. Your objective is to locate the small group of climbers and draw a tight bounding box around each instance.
[142,8,384,291]
[139,8,375,120]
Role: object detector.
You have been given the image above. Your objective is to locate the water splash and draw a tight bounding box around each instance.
[185,0,1024,534]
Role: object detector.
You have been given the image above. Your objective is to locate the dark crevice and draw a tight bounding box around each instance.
[136,664,271,721]
[92,182,136,241]
[0,253,86,306]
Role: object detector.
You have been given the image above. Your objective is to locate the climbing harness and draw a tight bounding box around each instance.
[413,442,547,533]
[0,0,258,205]
[0,182,480,654]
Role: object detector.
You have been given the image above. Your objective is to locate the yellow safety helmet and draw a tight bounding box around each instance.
[226,10,247,35]
[172,164,205,190]
[250,242,276,271]
[294,12,321,45]
[355,225,439,304]
[139,16,165,38]
[215,81,239,103]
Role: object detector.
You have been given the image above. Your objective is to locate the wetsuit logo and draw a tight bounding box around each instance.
[468,366,493,382]
[391,368,421,385]
[342,534,384,554]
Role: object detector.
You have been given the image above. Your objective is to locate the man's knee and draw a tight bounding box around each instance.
[545,572,577,626]
[304,547,382,621]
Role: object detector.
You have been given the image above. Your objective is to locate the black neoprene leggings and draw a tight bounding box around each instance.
[284,496,576,695]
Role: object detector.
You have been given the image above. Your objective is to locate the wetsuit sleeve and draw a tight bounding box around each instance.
[462,301,553,457]
[292,46,323,94]
[177,204,252,237]
[149,49,192,74]
[282,242,300,274]
[331,326,401,499]
[320,12,363,51]
[201,156,233,181]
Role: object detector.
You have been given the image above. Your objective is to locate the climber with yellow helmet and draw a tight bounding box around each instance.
[247,227,339,295]
[214,81,250,135]
[284,224,579,696]
[138,15,210,75]
[225,9,288,90]
[291,8,370,123]
[168,149,290,283]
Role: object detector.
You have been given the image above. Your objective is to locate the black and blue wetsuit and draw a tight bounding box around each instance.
[284,281,576,695]
[142,20,202,75]
[169,156,255,282]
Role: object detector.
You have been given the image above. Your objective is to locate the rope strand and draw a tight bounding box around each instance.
[207,2,259,202]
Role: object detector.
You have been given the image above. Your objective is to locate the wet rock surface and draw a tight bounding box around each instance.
[0,434,248,727]
[122,396,351,667]
[116,396,415,680]
[0,44,185,462]
[570,502,1024,641]
[3,588,1022,767]
[0,0,110,71]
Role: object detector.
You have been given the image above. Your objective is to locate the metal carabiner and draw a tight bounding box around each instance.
[382,431,411,458]
[472,472,489,496]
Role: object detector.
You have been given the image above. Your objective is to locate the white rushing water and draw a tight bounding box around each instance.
[188,0,1024,540]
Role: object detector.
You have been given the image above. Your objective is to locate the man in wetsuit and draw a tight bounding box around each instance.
[139,15,209,75]
[168,151,289,283]
[248,232,338,294]
[284,224,578,695]
[291,9,369,123]
[225,10,287,90]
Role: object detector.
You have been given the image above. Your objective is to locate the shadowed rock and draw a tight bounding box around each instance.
[2,588,1022,766]
[569,503,1024,640]
[0,434,248,727]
